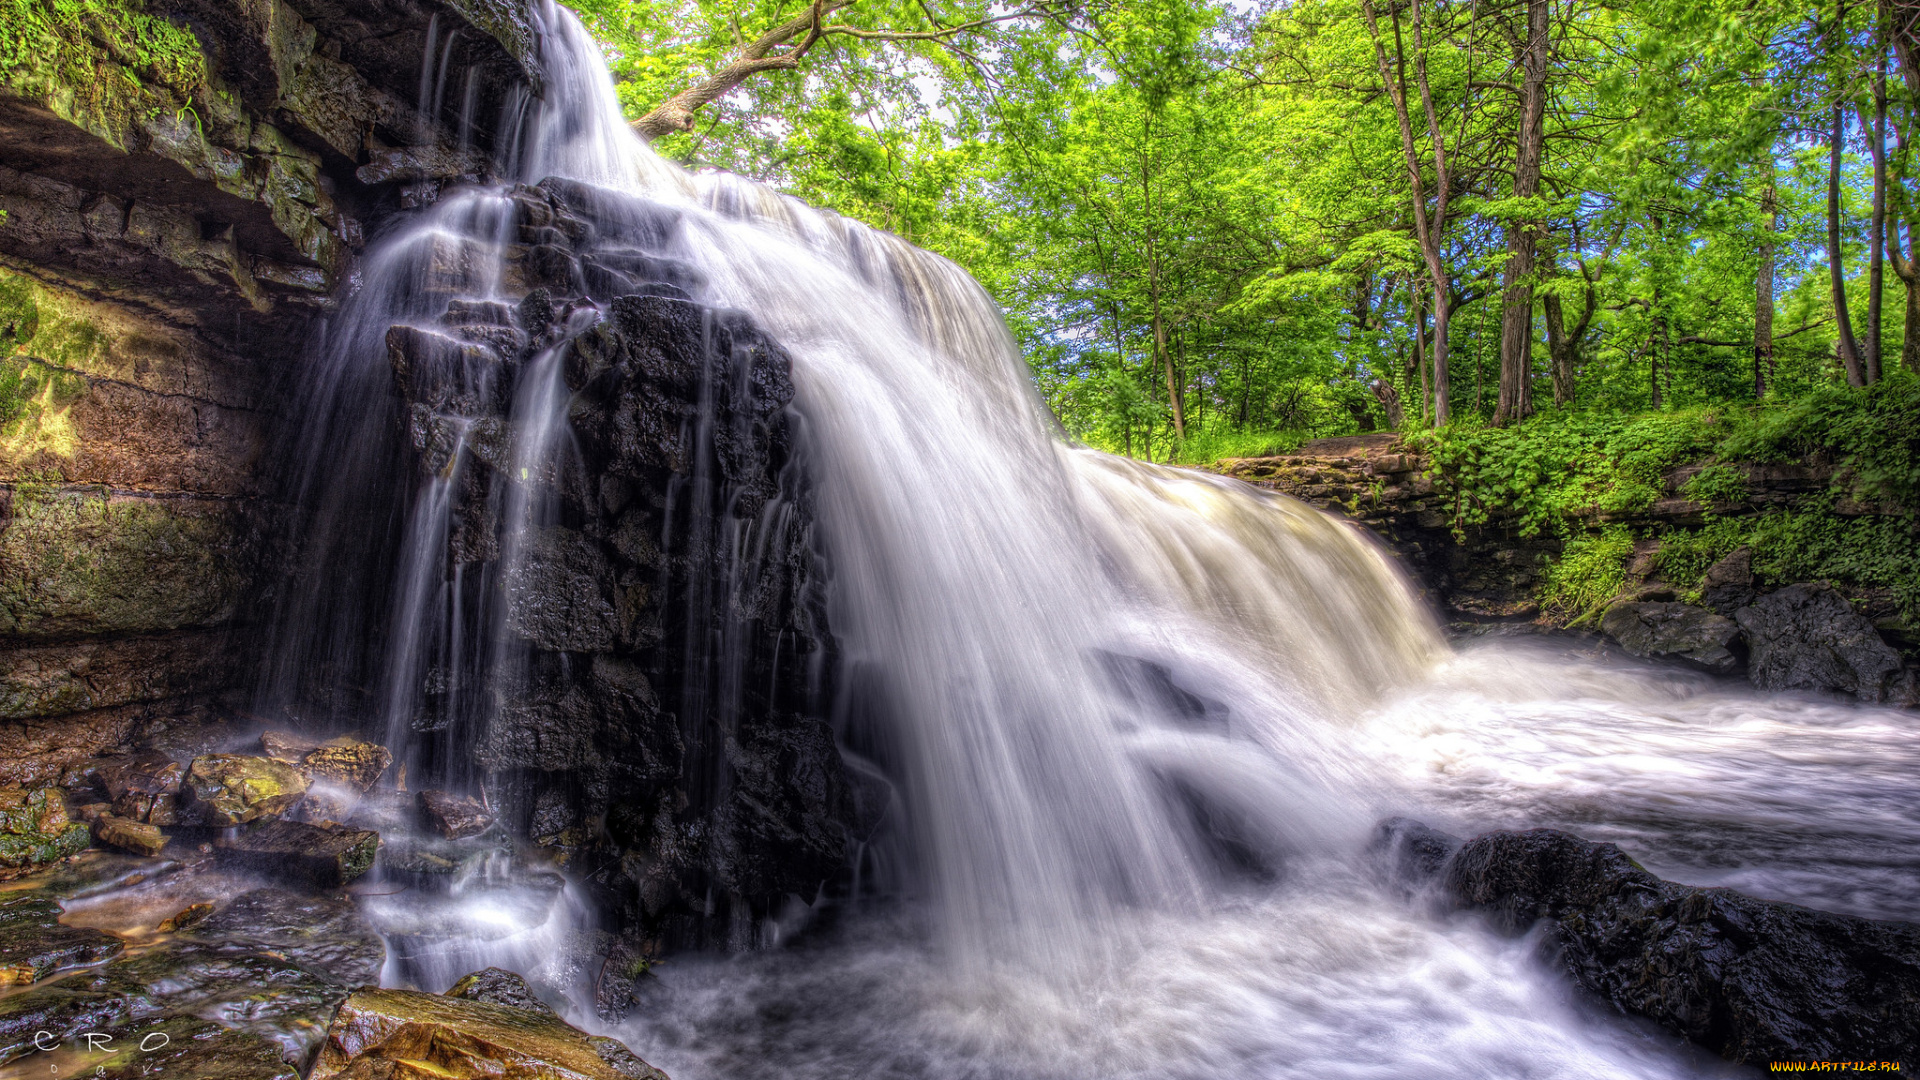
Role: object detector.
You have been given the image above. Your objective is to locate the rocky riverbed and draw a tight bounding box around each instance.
[0,725,668,1077]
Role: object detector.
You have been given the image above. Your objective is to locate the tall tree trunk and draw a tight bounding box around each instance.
[1828,0,1869,386]
[1544,293,1572,405]
[1494,0,1550,426]
[1414,282,1431,423]
[1894,218,1920,373]
[1756,180,1778,399]
[1866,25,1888,382]
[1364,0,1452,425]
[1141,126,1184,442]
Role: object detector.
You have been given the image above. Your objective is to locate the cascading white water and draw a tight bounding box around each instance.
[280,5,1920,1075]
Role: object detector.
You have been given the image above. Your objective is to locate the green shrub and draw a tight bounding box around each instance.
[1540,524,1636,622]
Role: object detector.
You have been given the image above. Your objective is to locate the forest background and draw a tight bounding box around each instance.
[569,0,1917,472]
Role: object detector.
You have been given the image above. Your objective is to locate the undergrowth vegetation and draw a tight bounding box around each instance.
[1415,377,1920,623]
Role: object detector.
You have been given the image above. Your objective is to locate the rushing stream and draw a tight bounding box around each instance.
[251,3,1920,1076]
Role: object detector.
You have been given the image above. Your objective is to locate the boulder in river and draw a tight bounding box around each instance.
[1698,546,1757,615]
[260,732,394,793]
[96,750,185,825]
[182,754,310,826]
[446,967,559,1016]
[0,786,91,877]
[1599,601,1744,675]
[91,815,168,857]
[309,983,668,1079]
[1393,821,1920,1065]
[214,819,380,888]
[418,789,493,839]
[1734,582,1915,704]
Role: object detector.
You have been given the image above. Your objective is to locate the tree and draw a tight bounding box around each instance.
[1494,0,1550,425]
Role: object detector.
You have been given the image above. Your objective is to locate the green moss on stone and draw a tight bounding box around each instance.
[0,272,38,356]
[0,0,205,98]
[0,485,252,638]
[0,787,89,871]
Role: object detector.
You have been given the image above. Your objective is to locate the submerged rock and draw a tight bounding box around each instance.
[1392,821,1920,1065]
[182,755,310,826]
[0,887,383,1064]
[214,819,380,888]
[1735,583,1914,704]
[0,894,122,986]
[91,815,168,857]
[156,901,213,933]
[418,789,493,839]
[0,786,92,877]
[75,1014,296,1079]
[447,966,560,1016]
[1599,601,1744,675]
[309,984,667,1080]
[186,889,387,988]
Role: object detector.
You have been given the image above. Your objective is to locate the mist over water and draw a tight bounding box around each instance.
[278,4,1919,1075]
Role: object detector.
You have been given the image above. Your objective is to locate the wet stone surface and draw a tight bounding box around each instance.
[0,862,387,1069]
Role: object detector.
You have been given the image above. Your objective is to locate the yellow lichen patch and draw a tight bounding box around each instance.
[0,360,84,461]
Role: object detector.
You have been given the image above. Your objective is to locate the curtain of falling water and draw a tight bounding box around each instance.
[261,0,1445,990]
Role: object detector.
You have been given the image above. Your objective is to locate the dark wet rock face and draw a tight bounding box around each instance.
[1735,583,1916,704]
[418,789,494,839]
[1600,601,1745,675]
[381,178,853,955]
[1399,823,1920,1066]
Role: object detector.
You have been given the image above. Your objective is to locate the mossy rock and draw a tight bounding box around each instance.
[0,486,256,638]
[0,787,90,874]
[182,754,308,825]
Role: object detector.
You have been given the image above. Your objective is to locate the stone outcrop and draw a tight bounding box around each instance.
[380,177,854,958]
[1598,601,1744,675]
[309,982,668,1080]
[1735,582,1915,704]
[1376,820,1920,1067]
[0,0,539,781]
[1217,436,1919,704]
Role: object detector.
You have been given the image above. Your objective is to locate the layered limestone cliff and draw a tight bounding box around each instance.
[0,0,536,782]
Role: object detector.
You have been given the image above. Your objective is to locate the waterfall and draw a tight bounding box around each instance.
[258,0,1450,991]
[246,5,1920,1076]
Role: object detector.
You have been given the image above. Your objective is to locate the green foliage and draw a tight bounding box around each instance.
[1540,524,1635,623]
[1408,410,1721,537]
[1679,463,1750,507]
[1716,377,1920,506]
[572,0,1914,479]
[0,0,205,88]
[1655,506,1920,621]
